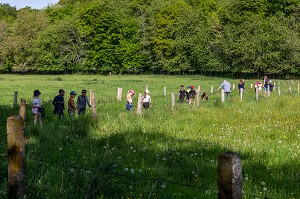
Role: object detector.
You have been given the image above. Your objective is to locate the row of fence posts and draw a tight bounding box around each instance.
[115,80,299,107]
[7,104,243,198]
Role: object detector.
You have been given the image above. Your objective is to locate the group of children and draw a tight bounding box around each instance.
[126,90,152,111]
[255,76,274,93]
[178,85,209,103]
[32,89,91,126]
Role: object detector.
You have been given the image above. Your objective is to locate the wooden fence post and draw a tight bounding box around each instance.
[117,88,122,101]
[19,99,26,128]
[273,82,276,91]
[90,90,97,120]
[7,115,25,199]
[289,84,292,93]
[240,88,243,102]
[256,87,259,101]
[211,86,214,94]
[164,86,167,96]
[250,84,253,89]
[278,83,281,96]
[232,84,235,90]
[137,93,143,114]
[267,84,270,97]
[221,89,225,103]
[298,81,300,94]
[218,152,242,199]
[14,91,18,107]
[146,84,149,91]
[197,86,200,107]
[171,93,175,109]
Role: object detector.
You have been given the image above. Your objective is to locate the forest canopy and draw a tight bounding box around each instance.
[0,0,299,76]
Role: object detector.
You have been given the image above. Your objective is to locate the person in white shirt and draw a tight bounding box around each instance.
[32,90,42,126]
[143,90,152,109]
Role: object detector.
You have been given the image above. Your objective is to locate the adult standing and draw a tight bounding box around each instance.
[217,80,231,100]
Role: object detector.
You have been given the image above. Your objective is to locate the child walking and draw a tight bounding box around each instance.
[126,90,135,110]
[32,90,42,126]
[76,89,91,115]
[143,90,152,109]
[52,89,65,118]
[68,91,77,117]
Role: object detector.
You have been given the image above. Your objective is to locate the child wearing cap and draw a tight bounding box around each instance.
[68,91,77,117]
[188,86,196,104]
[126,90,134,110]
[32,90,42,126]
[143,90,152,109]
[76,89,91,115]
[52,89,65,118]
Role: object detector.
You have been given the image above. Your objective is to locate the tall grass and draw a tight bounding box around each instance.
[0,75,299,198]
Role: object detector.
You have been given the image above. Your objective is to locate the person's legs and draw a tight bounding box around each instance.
[38,113,42,127]
[33,113,37,125]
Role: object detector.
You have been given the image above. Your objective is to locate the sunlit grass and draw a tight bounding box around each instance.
[0,75,299,198]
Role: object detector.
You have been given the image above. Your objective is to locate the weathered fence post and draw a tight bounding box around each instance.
[298,81,300,94]
[218,152,242,199]
[221,89,225,103]
[256,87,259,101]
[232,84,235,90]
[137,93,143,114]
[240,88,243,102]
[267,84,270,97]
[7,115,25,199]
[171,93,175,109]
[211,86,214,94]
[278,83,281,96]
[196,86,200,107]
[90,90,97,120]
[250,84,253,89]
[289,84,292,93]
[14,91,18,107]
[146,84,149,91]
[19,99,26,128]
[117,88,122,101]
[164,86,167,96]
[273,82,276,91]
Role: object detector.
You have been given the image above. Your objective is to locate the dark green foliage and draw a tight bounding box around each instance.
[0,0,300,75]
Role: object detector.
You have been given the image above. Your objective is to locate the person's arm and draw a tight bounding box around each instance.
[52,96,56,105]
[86,97,91,107]
[217,83,223,92]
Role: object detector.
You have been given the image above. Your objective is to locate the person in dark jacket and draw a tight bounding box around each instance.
[52,89,65,118]
[188,85,196,104]
[178,85,186,103]
[77,89,91,115]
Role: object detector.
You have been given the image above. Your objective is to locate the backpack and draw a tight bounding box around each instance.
[39,106,45,118]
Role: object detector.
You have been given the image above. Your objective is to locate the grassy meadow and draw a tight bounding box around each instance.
[0,74,300,199]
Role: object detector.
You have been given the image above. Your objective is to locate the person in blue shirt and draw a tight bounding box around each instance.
[238,79,245,94]
[217,80,231,100]
[52,89,65,118]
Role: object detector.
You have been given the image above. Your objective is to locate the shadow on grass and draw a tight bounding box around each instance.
[1,103,299,199]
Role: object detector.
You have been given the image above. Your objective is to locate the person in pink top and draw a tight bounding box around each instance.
[32,90,42,126]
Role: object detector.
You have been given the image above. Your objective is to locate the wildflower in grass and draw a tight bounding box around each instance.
[263,188,267,191]
[59,147,62,151]
[125,168,129,171]
[139,169,142,173]
[70,168,75,173]
[261,182,265,185]
[130,146,133,150]
[130,169,134,174]
[118,156,122,159]
[133,150,136,153]
[161,184,166,189]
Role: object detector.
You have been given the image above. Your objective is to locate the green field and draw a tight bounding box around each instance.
[0,75,299,199]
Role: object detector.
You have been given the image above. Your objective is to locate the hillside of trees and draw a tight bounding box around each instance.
[0,0,299,76]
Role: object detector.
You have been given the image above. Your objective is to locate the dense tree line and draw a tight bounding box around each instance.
[0,0,299,75]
